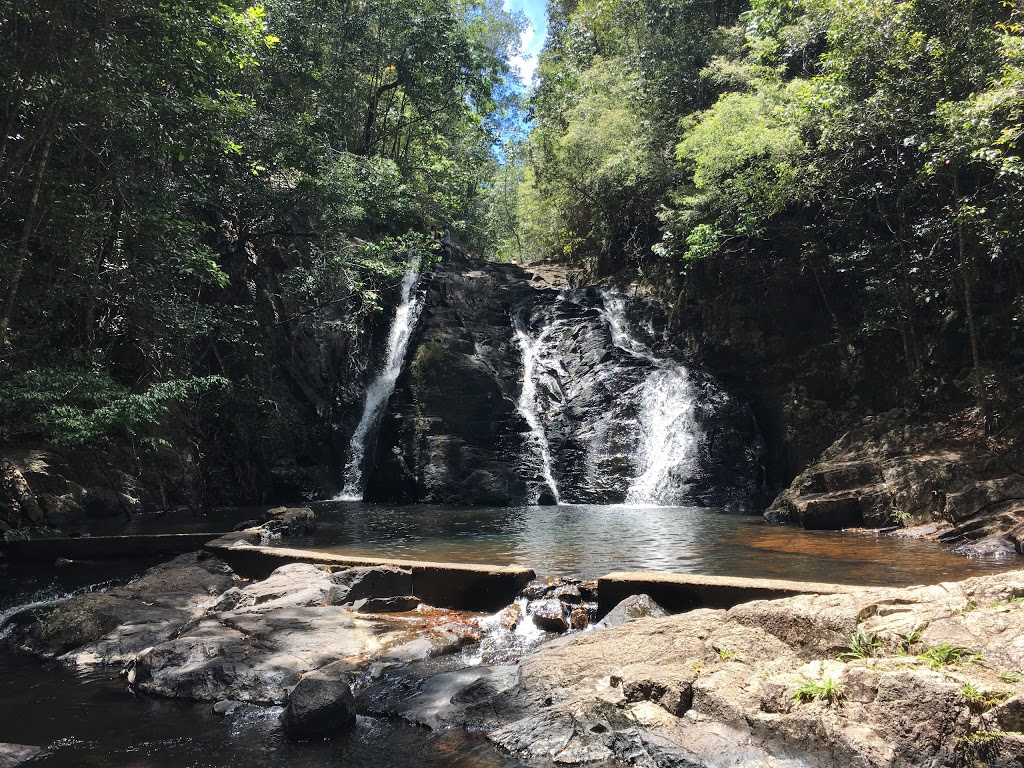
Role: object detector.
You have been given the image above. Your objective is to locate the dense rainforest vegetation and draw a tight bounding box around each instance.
[501,0,1024,463]
[2,0,1022,509]
[0,0,523,502]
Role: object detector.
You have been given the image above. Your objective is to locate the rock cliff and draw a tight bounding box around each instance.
[363,256,764,508]
[766,409,1024,556]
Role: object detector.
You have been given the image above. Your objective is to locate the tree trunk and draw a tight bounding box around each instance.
[0,128,54,346]
[952,165,985,407]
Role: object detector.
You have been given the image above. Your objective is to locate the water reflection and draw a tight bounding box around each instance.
[289,501,1018,586]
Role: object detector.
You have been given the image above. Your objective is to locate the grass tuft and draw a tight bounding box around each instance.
[794,677,845,706]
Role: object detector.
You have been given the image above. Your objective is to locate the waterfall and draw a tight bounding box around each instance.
[625,367,701,505]
[601,292,658,363]
[338,254,423,501]
[513,314,561,505]
[600,292,704,506]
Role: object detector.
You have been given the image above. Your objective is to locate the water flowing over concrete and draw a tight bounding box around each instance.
[339,255,423,500]
[513,314,562,505]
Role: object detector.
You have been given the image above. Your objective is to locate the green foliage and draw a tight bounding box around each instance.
[919,643,984,670]
[511,0,1024,414]
[838,626,885,661]
[896,629,924,655]
[0,369,228,447]
[2,526,58,542]
[794,677,845,705]
[961,682,1011,711]
[956,730,1003,767]
[0,0,523,494]
[505,0,738,268]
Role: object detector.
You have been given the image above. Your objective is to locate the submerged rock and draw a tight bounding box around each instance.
[212,699,245,716]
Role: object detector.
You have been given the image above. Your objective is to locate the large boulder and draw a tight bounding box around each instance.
[262,506,316,537]
[0,460,43,529]
[595,594,668,629]
[17,552,237,660]
[280,665,357,739]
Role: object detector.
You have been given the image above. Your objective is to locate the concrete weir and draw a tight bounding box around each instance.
[205,538,536,612]
[3,530,861,617]
[597,570,861,618]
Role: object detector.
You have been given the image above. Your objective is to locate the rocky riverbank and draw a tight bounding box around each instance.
[766,409,1024,557]
[5,541,1024,767]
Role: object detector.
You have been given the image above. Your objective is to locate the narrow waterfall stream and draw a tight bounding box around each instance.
[339,254,424,500]
[513,314,561,504]
[599,292,704,506]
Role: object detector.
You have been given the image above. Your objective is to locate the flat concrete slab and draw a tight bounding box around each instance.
[1,533,229,562]
[206,539,535,612]
[598,571,863,618]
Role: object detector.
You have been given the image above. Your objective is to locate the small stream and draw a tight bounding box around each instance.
[0,654,525,767]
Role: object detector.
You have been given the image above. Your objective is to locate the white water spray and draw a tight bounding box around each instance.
[600,292,703,506]
[625,367,701,504]
[513,315,561,504]
[339,254,423,500]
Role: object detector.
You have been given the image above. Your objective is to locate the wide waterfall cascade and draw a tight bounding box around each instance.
[513,314,562,504]
[599,292,704,506]
[338,255,424,500]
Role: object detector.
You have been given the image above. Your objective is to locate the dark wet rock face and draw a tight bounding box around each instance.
[364,257,764,508]
[363,260,536,505]
[513,289,763,506]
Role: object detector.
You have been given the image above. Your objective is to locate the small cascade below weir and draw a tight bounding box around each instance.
[513,314,562,505]
[338,254,424,501]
